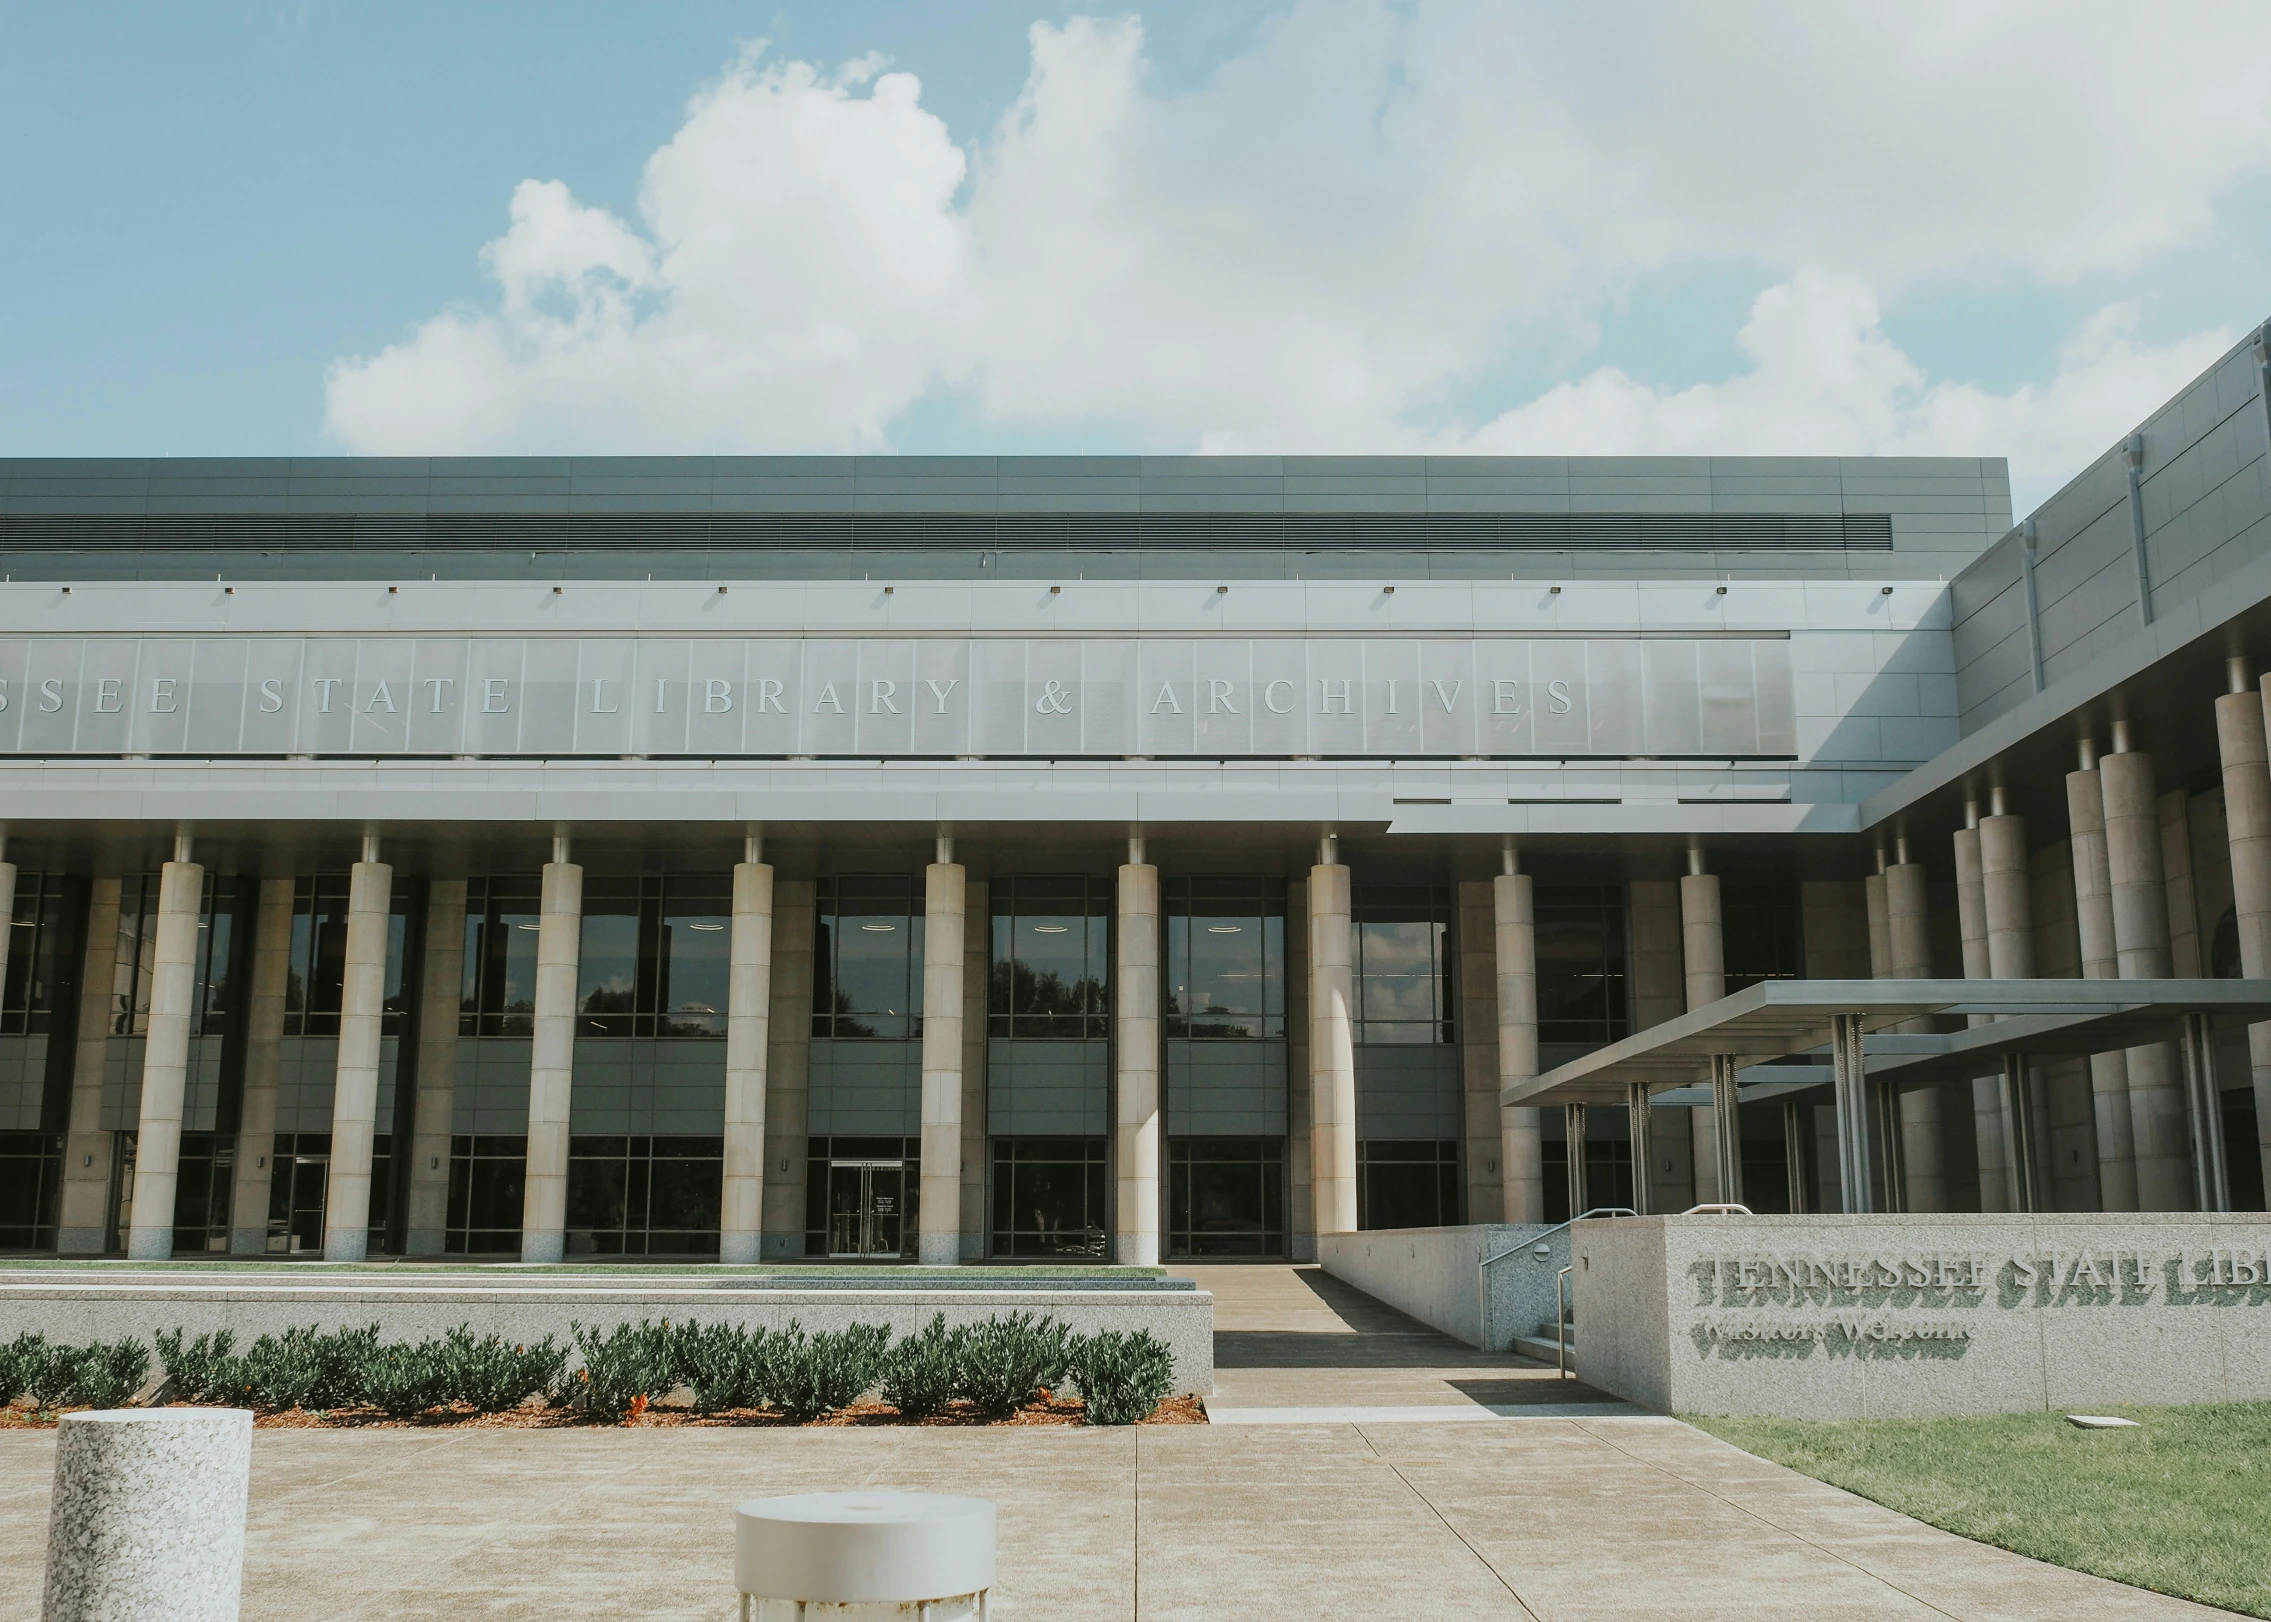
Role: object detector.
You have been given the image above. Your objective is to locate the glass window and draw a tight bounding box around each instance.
[990,876,1110,1040]
[566,1134,722,1255]
[990,1137,1107,1257]
[576,876,731,1038]
[1723,885,1803,993]
[446,1134,527,1253]
[1358,1139,1461,1229]
[1535,886,1629,1046]
[113,873,241,1038]
[1353,885,1453,1045]
[0,874,71,1037]
[1164,877,1285,1040]
[461,877,543,1037]
[1168,1137,1286,1257]
[280,874,412,1038]
[0,1131,62,1250]
[802,1136,922,1257]
[813,877,924,1040]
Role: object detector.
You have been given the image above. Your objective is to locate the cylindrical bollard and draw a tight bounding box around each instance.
[43,1408,253,1622]
[735,1492,995,1620]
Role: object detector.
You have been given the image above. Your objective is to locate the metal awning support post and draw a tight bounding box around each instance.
[1709,1054,1742,1208]
[1830,1012,1871,1213]
[2179,1011,2232,1212]
[1563,1102,1588,1219]
[2001,1053,2040,1214]
[1626,1081,1654,1216]
[1781,1097,1810,1214]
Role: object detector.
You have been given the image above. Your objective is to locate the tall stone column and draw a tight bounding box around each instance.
[2069,743,2136,1210]
[1951,813,2011,1212]
[126,837,204,1261]
[227,878,294,1254]
[760,880,816,1258]
[1114,840,1162,1264]
[404,878,466,1257]
[720,836,776,1265]
[2102,733,2193,1208]
[322,838,393,1261]
[2226,663,2271,1205]
[1980,800,2039,1211]
[1883,848,1942,1212]
[519,837,583,1264]
[1308,837,1358,1238]
[1494,849,1543,1224]
[1679,851,1725,1202]
[917,832,966,1266]
[57,878,123,1254]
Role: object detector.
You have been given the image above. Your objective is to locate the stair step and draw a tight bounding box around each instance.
[1512,1331,1574,1364]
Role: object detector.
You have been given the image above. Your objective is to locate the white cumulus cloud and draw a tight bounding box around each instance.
[324,0,2271,494]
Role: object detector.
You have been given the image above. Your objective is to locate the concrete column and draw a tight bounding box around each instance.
[2102,741,2193,1208]
[760,881,816,1258]
[2228,668,2271,1205]
[1883,856,1943,1212]
[1114,845,1162,1265]
[1863,870,1891,978]
[917,837,966,1266]
[1979,808,2039,1209]
[1494,862,1544,1224]
[227,878,294,1254]
[1308,847,1358,1238]
[1951,820,2010,1212]
[720,841,775,1265]
[404,878,466,1256]
[2069,749,2137,1210]
[959,879,988,1258]
[519,844,583,1264]
[42,1408,252,1622]
[126,842,203,1261]
[322,841,393,1261]
[1286,878,1314,1260]
[1563,1103,1588,1217]
[57,879,123,1254]
[1679,859,1724,1203]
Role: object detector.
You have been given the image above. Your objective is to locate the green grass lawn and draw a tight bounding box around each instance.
[1693,1403,2271,1618]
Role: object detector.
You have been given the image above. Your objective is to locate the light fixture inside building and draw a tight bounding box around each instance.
[1206,924,1242,933]
[860,922,896,932]
[1032,923,1069,934]
[687,921,724,931]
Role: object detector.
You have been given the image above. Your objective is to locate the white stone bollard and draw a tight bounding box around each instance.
[735,1492,995,1620]
[43,1408,253,1622]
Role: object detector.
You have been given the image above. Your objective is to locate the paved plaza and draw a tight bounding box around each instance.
[0,1267,2227,1620]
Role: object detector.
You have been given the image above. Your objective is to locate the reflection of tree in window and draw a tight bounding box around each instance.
[1354,885,1453,1045]
[1535,886,1628,1046]
[813,876,924,1040]
[1164,877,1285,1040]
[111,873,247,1039]
[1722,885,1803,993]
[989,876,1109,1039]
[461,877,542,1037]
[0,872,69,1038]
[283,874,412,1037]
[574,877,732,1038]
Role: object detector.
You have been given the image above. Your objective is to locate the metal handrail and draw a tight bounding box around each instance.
[1477,1206,1636,1356]
[1682,1203,1755,1216]
[1555,1267,1574,1380]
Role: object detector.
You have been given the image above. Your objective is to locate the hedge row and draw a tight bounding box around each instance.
[0,1313,1177,1428]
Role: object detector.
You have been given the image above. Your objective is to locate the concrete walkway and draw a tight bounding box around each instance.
[0,1264,2229,1619]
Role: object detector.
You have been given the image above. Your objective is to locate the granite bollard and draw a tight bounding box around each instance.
[735,1491,994,1620]
[42,1408,253,1622]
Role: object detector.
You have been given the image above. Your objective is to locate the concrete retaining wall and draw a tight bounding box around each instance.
[1320,1224,1560,1350]
[0,1270,1214,1396]
[1572,1213,2271,1418]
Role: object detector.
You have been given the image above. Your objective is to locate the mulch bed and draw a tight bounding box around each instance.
[3,1393,1209,1430]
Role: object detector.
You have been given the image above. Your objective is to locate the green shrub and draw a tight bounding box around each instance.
[881,1315,966,1420]
[0,1332,49,1406]
[441,1327,565,1413]
[956,1313,1070,1415]
[237,1325,380,1413]
[570,1320,681,1419]
[674,1321,772,1414]
[155,1328,244,1404]
[772,1322,889,1422]
[360,1340,451,1418]
[1066,1330,1174,1426]
[28,1338,152,1411]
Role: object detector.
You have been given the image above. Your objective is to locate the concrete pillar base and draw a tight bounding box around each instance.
[521,1230,565,1266]
[42,1409,253,1622]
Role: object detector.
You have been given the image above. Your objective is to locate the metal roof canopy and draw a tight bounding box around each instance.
[1506,978,2265,1216]
[1502,978,2271,1109]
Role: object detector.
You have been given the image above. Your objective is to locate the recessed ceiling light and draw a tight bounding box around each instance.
[687,921,725,931]
[1206,924,1242,934]
[860,922,896,932]
[516,922,540,931]
[1032,924,1069,934]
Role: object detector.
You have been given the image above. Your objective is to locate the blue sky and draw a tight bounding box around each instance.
[5,2,2271,509]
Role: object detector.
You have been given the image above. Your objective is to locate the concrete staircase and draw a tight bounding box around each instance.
[1512,1319,1573,1366]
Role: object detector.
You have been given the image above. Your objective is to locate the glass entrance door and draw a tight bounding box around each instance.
[826,1160,906,1258]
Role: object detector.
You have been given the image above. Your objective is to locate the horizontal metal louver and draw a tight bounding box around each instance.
[0,510,1894,553]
